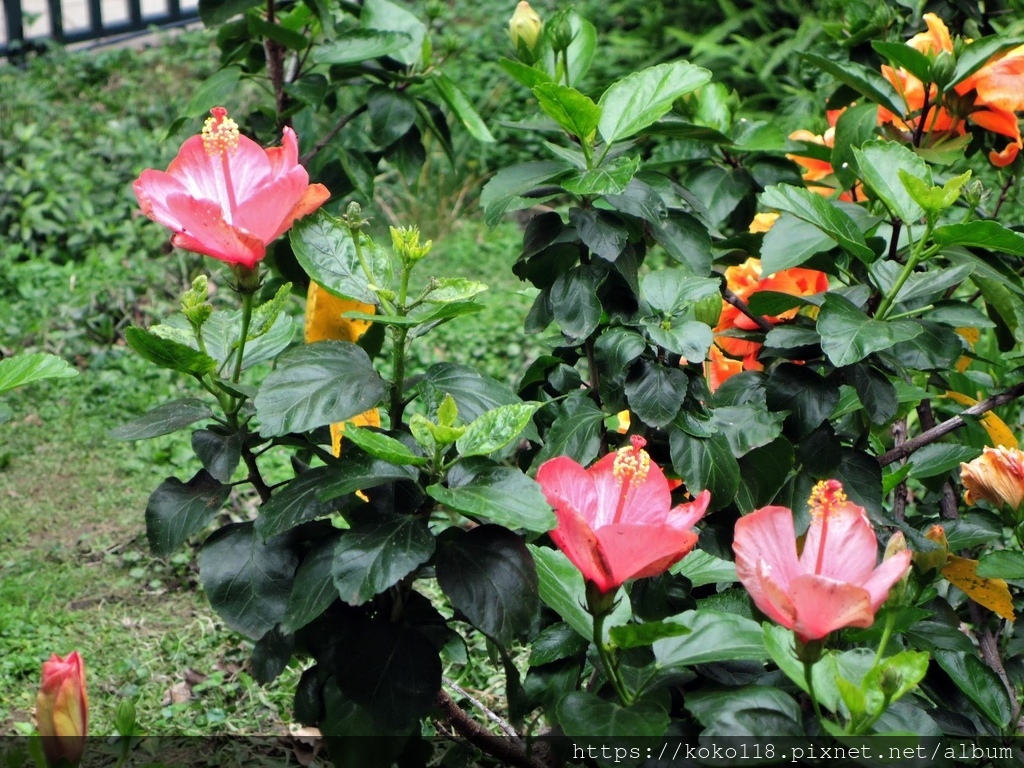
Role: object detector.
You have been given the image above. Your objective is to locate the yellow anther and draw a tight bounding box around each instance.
[613,435,651,487]
[808,479,847,519]
[202,106,240,156]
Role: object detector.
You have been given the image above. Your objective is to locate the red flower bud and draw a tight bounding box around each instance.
[36,652,88,768]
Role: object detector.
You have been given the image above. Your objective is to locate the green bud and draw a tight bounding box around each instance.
[114,699,137,737]
[390,225,433,264]
[879,665,902,698]
[547,9,575,56]
[182,275,213,327]
[424,0,443,22]
[930,50,956,89]
[693,294,723,327]
[342,201,368,231]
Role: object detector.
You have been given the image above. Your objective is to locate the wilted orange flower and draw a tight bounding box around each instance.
[706,344,761,391]
[960,445,1024,512]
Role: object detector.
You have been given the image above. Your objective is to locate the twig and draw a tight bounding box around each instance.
[242,446,273,503]
[435,689,547,768]
[300,105,368,167]
[442,677,520,741]
[891,417,908,521]
[877,383,1024,467]
[992,173,1017,220]
[967,602,1020,729]
[722,287,773,333]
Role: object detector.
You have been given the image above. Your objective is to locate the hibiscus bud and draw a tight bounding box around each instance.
[883,531,911,602]
[547,9,575,56]
[508,2,542,62]
[36,652,88,768]
[390,226,432,265]
[914,524,949,575]
[693,294,723,327]
[930,50,956,88]
[182,275,213,327]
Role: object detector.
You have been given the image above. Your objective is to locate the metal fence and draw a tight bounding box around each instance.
[1,0,199,57]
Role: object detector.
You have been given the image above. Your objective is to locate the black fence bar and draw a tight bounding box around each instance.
[87,0,103,35]
[2,0,24,51]
[45,0,64,41]
[0,0,199,59]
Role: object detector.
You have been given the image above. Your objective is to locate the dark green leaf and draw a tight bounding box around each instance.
[933,650,1011,728]
[708,405,785,457]
[252,625,295,685]
[361,0,425,66]
[640,271,719,316]
[199,522,297,639]
[561,156,640,196]
[175,68,242,133]
[830,103,881,190]
[735,438,794,513]
[335,620,440,727]
[125,327,217,377]
[817,294,922,367]
[950,35,1024,89]
[317,451,418,502]
[687,685,803,738]
[760,214,836,274]
[835,449,883,517]
[766,363,840,438]
[366,86,417,147]
[436,526,538,647]
[650,211,713,275]
[672,549,737,586]
[761,185,873,262]
[314,29,410,64]
[852,140,929,223]
[528,545,632,641]
[550,266,604,340]
[427,467,554,533]
[907,444,979,480]
[669,431,740,508]
[533,83,601,142]
[480,162,567,226]
[256,466,347,539]
[625,360,687,428]
[341,425,427,467]
[557,692,669,737]
[598,61,712,143]
[976,550,1024,580]
[282,537,339,633]
[529,623,587,666]
[802,52,904,116]
[191,429,242,483]
[645,319,713,361]
[499,57,552,88]
[934,221,1024,257]
[432,72,495,143]
[146,470,230,557]
[569,209,628,262]
[872,40,934,84]
[290,212,385,304]
[254,341,385,437]
[109,398,212,441]
[609,621,691,650]
[332,511,435,606]
[534,393,606,466]
[653,610,767,667]
[849,365,898,425]
[247,15,308,50]
[198,0,261,26]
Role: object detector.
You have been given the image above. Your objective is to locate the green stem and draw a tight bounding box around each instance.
[232,291,255,385]
[875,236,939,320]
[388,265,414,425]
[803,659,825,728]
[593,611,632,706]
[874,610,897,665]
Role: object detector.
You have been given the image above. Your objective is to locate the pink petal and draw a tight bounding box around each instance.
[861,550,911,611]
[165,135,229,206]
[166,193,266,266]
[594,524,697,587]
[589,451,673,528]
[788,574,874,641]
[133,170,190,230]
[664,489,711,533]
[799,504,877,584]
[733,506,801,594]
[271,183,331,241]
[265,127,301,180]
[223,134,274,205]
[548,503,615,593]
[537,456,600,528]
[231,170,311,242]
[755,559,798,630]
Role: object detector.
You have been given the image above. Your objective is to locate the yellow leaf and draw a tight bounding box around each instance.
[942,390,1018,449]
[304,281,375,343]
[942,554,1016,622]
